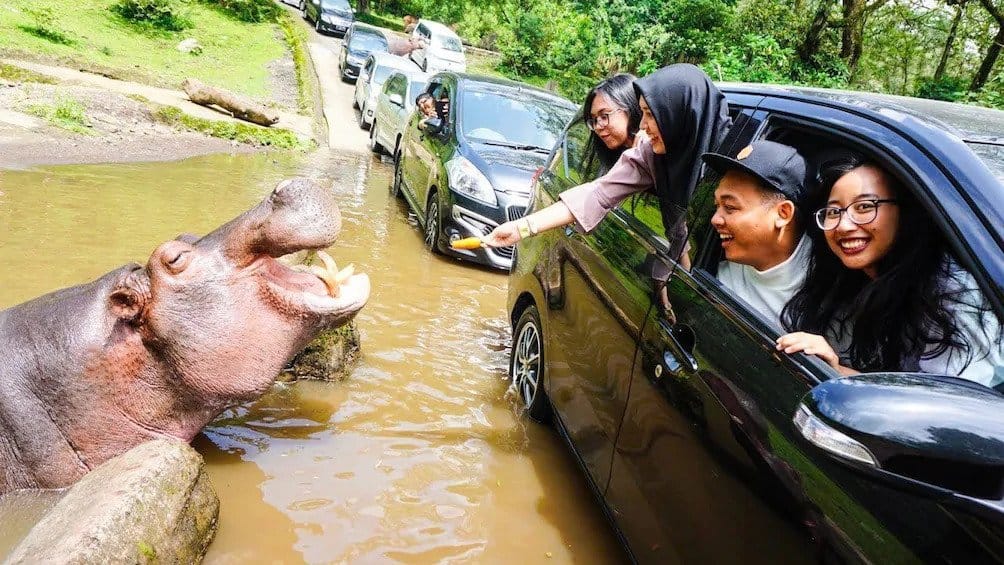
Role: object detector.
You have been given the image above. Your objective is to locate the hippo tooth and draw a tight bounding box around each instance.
[334,264,355,285]
[308,265,340,297]
[316,250,338,275]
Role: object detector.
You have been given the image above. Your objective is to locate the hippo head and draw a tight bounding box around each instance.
[108,178,370,405]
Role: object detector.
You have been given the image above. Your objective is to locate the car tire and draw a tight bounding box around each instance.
[369,120,383,154]
[300,1,306,19]
[423,193,442,254]
[421,58,427,72]
[391,148,404,198]
[358,104,369,130]
[351,93,359,110]
[510,305,551,423]
[315,17,322,33]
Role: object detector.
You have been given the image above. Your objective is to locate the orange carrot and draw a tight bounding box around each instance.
[451,237,483,250]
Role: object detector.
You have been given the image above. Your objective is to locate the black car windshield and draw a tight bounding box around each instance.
[372,65,398,84]
[408,80,428,99]
[350,32,387,54]
[966,142,1004,183]
[321,0,350,13]
[460,89,573,150]
[433,35,463,53]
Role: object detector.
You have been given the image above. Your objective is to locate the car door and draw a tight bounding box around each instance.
[613,97,1004,564]
[376,74,402,149]
[533,117,664,492]
[356,57,373,108]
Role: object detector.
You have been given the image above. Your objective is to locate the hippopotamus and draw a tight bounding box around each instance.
[0,178,370,493]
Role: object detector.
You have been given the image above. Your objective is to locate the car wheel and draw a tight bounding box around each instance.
[421,58,427,72]
[351,92,359,110]
[391,149,404,198]
[300,2,306,19]
[315,17,322,33]
[368,120,383,153]
[358,103,369,130]
[423,193,442,253]
[510,305,551,422]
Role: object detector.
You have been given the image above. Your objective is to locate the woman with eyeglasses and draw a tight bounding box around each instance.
[582,73,642,174]
[777,153,1002,386]
[482,64,731,257]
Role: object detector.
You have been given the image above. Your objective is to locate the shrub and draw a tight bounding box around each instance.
[19,7,75,44]
[111,0,193,31]
[201,0,282,23]
[915,76,967,102]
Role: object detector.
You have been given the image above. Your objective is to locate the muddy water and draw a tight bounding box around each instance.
[0,152,625,563]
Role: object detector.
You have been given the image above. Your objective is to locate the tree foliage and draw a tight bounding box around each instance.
[374,0,1003,108]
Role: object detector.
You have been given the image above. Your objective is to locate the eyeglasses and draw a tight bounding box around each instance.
[586,108,625,131]
[814,199,898,231]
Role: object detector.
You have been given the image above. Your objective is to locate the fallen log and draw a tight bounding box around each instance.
[182,78,279,127]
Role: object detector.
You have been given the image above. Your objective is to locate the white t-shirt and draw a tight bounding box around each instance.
[829,261,1003,388]
[717,235,811,329]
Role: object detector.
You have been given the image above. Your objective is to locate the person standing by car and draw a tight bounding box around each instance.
[701,141,814,328]
[583,73,642,174]
[777,154,1003,385]
[482,64,731,256]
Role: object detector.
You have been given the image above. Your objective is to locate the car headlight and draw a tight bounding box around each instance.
[446,156,497,206]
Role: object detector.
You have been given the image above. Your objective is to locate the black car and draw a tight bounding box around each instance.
[338,23,389,82]
[300,0,353,36]
[507,86,1004,563]
[393,72,576,270]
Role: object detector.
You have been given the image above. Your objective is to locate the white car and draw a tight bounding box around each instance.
[353,53,421,130]
[409,20,466,73]
[368,70,429,156]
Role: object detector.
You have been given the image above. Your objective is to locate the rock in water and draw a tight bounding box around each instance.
[5,439,219,564]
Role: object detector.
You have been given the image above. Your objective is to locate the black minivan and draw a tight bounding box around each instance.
[300,0,353,36]
[392,72,575,270]
[507,86,1004,563]
[338,23,389,82]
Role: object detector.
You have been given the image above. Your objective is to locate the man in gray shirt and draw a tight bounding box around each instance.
[701,141,812,328]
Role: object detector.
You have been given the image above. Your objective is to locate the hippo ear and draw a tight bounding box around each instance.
[109,288,147,324]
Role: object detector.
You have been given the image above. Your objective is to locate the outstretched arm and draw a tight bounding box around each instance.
[482,201,575,247]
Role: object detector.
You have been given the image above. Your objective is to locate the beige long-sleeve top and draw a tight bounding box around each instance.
[559,135,658,233]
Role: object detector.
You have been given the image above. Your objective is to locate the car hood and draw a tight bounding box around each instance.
[430,49,465,64]
[466,143,549,195]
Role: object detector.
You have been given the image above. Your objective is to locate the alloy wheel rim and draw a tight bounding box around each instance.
[424,201,439,248]
[512,321,541,408]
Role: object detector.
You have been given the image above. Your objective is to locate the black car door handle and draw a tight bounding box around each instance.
[657,319,698,375]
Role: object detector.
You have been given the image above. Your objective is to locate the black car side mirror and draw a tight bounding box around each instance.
[419,117,444,135]
[795,373,1004,502]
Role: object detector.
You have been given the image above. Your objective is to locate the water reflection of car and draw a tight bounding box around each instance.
[393,73,575,270]
[353,53,423,130]
[409,20,466,73]
[337,23,388,83]
[300,0,353,36]
[507,87,1004,563]
[368,70,428,156]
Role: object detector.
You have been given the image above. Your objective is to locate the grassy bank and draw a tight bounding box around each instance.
[0,0,285,98]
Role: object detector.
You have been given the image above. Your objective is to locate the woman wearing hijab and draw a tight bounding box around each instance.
[482,64,731,255]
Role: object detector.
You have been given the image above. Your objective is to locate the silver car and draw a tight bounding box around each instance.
[353,53,420,130]
[368,70,428,156]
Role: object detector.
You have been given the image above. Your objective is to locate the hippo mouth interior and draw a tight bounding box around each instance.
[257,250,366,315]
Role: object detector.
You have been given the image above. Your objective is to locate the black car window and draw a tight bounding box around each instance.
[560,118,594,183]
[459,89,573,150]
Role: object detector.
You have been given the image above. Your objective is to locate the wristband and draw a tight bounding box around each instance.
[516,218,532,240]
[526,216,539,235]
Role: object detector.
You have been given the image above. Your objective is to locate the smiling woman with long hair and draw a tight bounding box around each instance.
[778,153,1003,386]
[582,73,642,174]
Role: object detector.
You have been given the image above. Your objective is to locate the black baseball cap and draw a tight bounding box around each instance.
[701,140,807,204]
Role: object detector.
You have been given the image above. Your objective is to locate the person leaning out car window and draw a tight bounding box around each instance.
[777,154,1004,386]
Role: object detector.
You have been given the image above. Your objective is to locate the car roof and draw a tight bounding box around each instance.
[437,72,576,110]
[721,83,1004,144]
[320,0,349,7]
[350,22,384,36]
[416,20,460,37]
[368,53,418,69]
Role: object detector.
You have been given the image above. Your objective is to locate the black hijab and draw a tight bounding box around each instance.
[633,64,731,250]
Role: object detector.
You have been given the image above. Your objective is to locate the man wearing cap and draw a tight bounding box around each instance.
[701,140,812,328]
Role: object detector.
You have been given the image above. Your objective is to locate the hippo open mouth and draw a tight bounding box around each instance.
[257,250,370,319]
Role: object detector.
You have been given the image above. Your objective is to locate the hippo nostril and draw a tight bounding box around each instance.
[168,251,186,266]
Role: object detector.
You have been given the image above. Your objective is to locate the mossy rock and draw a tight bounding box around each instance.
[279,321,360,382]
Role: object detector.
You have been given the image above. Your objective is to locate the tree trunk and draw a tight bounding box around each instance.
[182,79,279,127]
[971,25,1004,90]
[357,0,369,13]
[971,0,1004,91]
[798,0,837,66]
[935,2,965,81]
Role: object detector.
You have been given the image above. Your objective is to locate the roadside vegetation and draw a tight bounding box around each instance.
[0,62,57,84]
[0,0,289,100]
[26,98,94,134]
[152,105,310,149]
[354,0,1003,109]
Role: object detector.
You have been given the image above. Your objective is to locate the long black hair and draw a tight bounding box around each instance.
[782,153,990,372]
[583,73,641,173]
